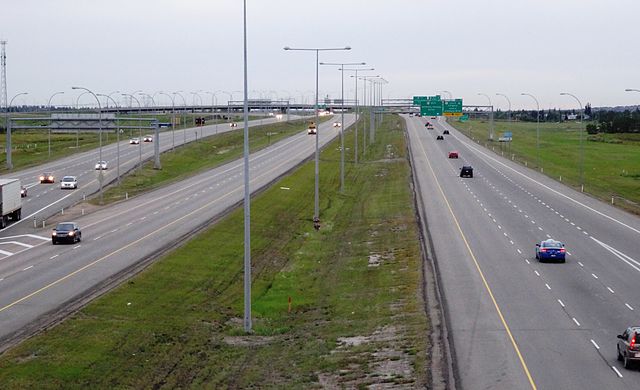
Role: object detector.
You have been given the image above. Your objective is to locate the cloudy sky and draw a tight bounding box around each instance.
[1,0,639,110]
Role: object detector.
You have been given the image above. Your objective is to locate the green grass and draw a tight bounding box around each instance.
[94,116,326,204]
[451,119,640,212]
[0,114,429,388]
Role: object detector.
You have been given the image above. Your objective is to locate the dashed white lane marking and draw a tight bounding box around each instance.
[140,217,146,220]
[538,227,543,231]
[583,231,589,235]
[612,366,623,378]
[534,270,540,277]
[590,339,600,349]
[498,225,502,229]
[110,229,119,233]
[93,236,102,241]
[510,240,514,245]
[546,234,551,239]
[73,245,81,249]
[607,287,615,294]
[576,226,582,230]
[50,254,58,259]
[23,265,34,271]
[570,222,575,226]
[153,211,159,215]
[572,317,581,327]
[626,303,634,311]
[503,232,508,237]
[525,259,530,264]
[567,251,572,256]
[545,283,551,290]
[592,273,599,280]
[517,249,522,254]
[558,299,565,308]
[126,222,133,226]
[578,262,584,267]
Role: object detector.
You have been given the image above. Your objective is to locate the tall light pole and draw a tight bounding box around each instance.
[560,92,585,190]
[138,92,156,108]
[358,75,380,155]
[496,93,512,122]
[478,93,494,140]
[97,93,121,185]
[344,67,374,164]
[521,93,540,169]
[284,45,351,223]
[159,92,176,150]
[320,61,365,193]
[72,86,104,203]
[5,92,28,170]
[122,93,143,171]
[173,91,187,144]
[47,91,64,158]
[242,0,251,333]
[191,91,203,128]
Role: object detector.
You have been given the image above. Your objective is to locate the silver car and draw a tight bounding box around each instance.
[60,176,78,189]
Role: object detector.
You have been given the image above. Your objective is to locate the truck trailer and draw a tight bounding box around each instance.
[0,179,23,228]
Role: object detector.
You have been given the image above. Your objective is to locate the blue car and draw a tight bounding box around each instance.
[535,239,566,263]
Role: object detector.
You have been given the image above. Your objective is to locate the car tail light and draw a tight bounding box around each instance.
[559,248,566,253]
[539,248,547,252]
[631,335,638,350]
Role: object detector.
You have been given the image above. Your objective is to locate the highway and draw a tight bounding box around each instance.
[406,114,640,389]
[0,115,296,236]
[0,115,353,349]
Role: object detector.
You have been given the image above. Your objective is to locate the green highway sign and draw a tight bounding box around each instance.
[443,99,463,113]
[421,105,442,116]
[413,96,428,105]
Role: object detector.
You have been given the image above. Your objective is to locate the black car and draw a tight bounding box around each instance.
[460,166,473,178]
[425,122,431,127]
[443,130,450,135]
[52,222,82,244]
[436,135,444,140]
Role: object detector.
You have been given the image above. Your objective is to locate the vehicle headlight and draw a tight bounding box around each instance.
[52,231,57,236]
[39,176,44,180]
[68,231,74,236]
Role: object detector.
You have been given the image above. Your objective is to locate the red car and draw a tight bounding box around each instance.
[448,151,459,159]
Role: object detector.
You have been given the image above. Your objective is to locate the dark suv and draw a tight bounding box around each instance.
[618,327,640,368]
[52,222,82,244]
[460,166,473,178]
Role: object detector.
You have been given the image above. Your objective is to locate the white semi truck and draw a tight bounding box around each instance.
[0,179,23,228]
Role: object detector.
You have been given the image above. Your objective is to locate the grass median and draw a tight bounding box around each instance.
[451,119,640,212]
[0,114,430,388]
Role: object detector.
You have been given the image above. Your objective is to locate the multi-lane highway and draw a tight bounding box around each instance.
[0,115,295,236]
[0,115,353,350]
[407,114,640,389]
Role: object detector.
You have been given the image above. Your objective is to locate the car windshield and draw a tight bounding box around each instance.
[57,223,74,231]
[62,177,75,182]
[542,241,562,248]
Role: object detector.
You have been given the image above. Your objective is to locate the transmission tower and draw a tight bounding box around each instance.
[0,40,7,110]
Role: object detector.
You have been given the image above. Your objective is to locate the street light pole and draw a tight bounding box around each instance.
[284,45,351,223]
[496,93,512,122]
[159,92,176,151]
[478,93,494,140]
[320,61,366,193]
[358,75,380,156]
[242,0,251,333]
[72,86,104,203]
[173,91,187,144]
[560,92,585,191]
[123,93,143,171]
[344,67,374,164]
[97,93,121,185]
[47,91,64,158]
[5,92,28,170]
[521,93,540,169]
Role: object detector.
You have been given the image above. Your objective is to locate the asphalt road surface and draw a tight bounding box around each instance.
[0,114,354,349]
[407,114,640,389]
[0,115,300,236]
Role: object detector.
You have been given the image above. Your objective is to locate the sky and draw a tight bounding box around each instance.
[1,0,639,110]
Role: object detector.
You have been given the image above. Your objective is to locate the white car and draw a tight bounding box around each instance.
[129,138,140,145]
[230,122,238,128]
[307,127,317,135]
[95,160,108,170]
[60,176,78,189]
[333,122,342,128]
[143,135,153,142]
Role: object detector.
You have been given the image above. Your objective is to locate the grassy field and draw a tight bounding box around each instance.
[94,116,326,204]
[450,119,640,212]
[0,113,266,174]
[0,114,430,388]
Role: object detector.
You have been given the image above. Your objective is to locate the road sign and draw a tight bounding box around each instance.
[444,112,462,117]
[421,106,442,116]
[458,114,469,122]
[413,96,428,105]
[443,99,463,114]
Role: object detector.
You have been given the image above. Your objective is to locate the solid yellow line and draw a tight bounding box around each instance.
[412,124,537,389]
